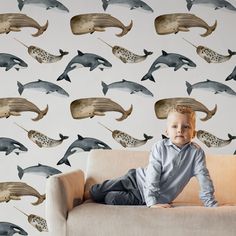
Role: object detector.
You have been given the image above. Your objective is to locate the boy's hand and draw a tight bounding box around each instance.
[150,203,172,208]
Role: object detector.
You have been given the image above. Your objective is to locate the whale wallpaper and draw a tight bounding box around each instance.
[0,0,236,235]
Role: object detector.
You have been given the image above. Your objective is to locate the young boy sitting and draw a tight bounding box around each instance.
[89,105,218,208]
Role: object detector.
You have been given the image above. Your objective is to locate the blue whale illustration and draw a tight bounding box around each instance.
[17,0,69,12]
[186,0,236,12]
[102,0,154,12]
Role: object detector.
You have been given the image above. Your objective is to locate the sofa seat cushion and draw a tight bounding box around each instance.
[67,202,236,236]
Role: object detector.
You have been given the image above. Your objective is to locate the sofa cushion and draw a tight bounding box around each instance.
[67,202,236,236]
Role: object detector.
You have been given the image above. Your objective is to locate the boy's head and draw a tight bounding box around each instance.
[165,105,196,148]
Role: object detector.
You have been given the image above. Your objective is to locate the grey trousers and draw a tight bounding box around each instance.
[90,169,144,205]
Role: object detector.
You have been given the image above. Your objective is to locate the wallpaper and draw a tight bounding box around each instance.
[0,0,236,235]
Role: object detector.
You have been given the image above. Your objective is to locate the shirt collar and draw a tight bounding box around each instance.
[165,138,191,151]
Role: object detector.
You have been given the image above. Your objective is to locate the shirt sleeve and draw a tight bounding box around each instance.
[144,143,162,207]
[194,149,218,207]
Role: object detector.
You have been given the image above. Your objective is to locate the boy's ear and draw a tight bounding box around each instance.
[192,130,196,138]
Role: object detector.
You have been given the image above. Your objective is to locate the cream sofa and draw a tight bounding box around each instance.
[46,149,236,236]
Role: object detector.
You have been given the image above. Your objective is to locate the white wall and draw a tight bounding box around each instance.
[0,0,236,235]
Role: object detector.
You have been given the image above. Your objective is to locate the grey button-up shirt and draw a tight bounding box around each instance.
[136,138,218,207]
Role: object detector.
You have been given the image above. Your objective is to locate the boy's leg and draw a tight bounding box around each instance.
[90,169,143,204]
[104,191,141,205]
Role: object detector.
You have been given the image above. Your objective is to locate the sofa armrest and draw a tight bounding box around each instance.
[45,169,85,236]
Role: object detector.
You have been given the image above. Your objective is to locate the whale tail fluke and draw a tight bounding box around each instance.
[17,165,24,179]
[141,72,155,82]
[116,20,133,37]
[101,81,108,95]
[57,156,71,167]
[201,20,217,37]
[32,20,49,37]
[17,81,24,95]
[185,81,192,95]
[57,72,71,82]
[17,0,24,11]
[102,0,108,11]
[186,0,193,11]
[32,194,46,206]
[32,105,48,121]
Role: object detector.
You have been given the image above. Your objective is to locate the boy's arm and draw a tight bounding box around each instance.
[144,144,162,207]
[194,150,218,207]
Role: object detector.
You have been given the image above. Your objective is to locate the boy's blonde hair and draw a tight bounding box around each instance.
[167,105,196,126]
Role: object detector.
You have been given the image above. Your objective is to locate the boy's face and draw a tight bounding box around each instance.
[165,111,196,148]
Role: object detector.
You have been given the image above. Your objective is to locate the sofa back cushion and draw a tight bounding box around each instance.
[85,149,236,205]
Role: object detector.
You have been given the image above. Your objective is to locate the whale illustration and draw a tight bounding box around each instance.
[0,137,28,155]
[17,80,69,97]
[17,0,69,12]
[0,53,27,71]
[101,0,154,12]
[0,182,45,205]
[155,13,217,37]
[17,163,61,179]
[70,13,133,37]
[57,134,111,166]
[70,97,133,121]
[141,50,196,82]
[101,80,153,97]
[0,97,48,121]
[154,97,217,121]
[186,79,236,96]
[0,13,48,37]
[186,0,236,12]
[196,130,236,148]
[57,50,112,82]
[0,222,28,236]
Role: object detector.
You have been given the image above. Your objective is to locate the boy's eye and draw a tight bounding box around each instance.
[183,125,190,129]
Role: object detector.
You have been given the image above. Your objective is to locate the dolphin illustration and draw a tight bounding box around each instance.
[141,50,196,82]
[186,0,236,11]
[102,0,154,12]
[0,222,28,236]
[186,79,236,96]
[17,0,69,12]
[101,79,153,97]
[0,137,28,155]
[0,53,27,71]
[17,80,69,97]
[57,50,112,82]
[57,134,111,166]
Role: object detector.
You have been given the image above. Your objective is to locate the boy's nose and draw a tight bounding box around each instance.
[177,127,183,133]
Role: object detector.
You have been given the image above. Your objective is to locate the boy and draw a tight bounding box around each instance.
[90,105,218,208]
